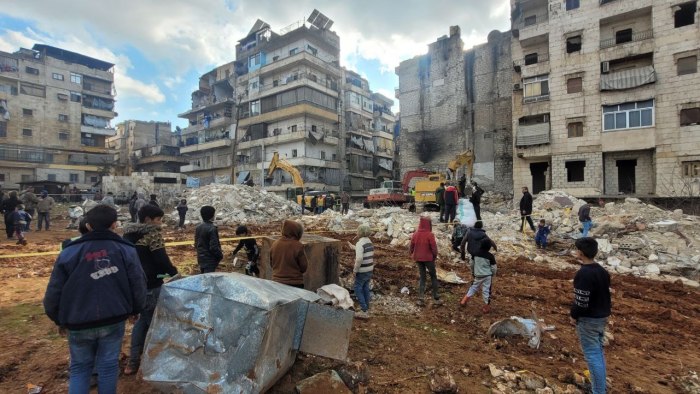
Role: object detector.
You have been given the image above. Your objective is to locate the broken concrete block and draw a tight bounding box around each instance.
[606,257,621,267]
[518,371,546,390]
[648,254,659,262]
[645,264,661,275]
[597,239,613,254]
[337,362,369,391]
[489,364,504,378]
[429,368,457,393]
[625,197,642,204]
[296,370,352,394]
[651,220,678,232]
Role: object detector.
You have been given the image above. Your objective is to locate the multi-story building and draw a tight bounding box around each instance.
[396,27,513,194]
[511,0,700,197]
[108,120,184,174]
[342,69,377,196]
[0,44,117,189]
[233,18,343,193]
[371,92,397,184]
[178,62,237,186]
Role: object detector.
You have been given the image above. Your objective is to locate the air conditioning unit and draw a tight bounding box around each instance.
[513,83,522,91]
[601,61,610,73]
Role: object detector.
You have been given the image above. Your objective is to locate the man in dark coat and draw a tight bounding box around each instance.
[435,183,446,223]
[469,181,484,221]
[519,186,536,232]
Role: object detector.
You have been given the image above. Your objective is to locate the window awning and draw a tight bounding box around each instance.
[600,65,656,91]
[516,123,550,147]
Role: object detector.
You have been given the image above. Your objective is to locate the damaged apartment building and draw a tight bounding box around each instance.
[0,44,117,189]
[108,120,185,174]
[396,27,514,195]
[512,0,700,197]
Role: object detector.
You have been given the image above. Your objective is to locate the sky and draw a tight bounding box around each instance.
[0,0,510,129]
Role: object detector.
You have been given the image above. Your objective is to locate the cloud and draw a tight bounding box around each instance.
[117,73,165,104]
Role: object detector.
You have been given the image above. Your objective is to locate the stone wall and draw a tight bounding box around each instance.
[603,150,654,195]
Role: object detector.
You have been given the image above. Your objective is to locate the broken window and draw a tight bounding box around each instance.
[680,107,700,126]
[524,53,539,65]
[567,77,583,93]
[568,122,584,137]
[23,108,33,116]
[22,128,32,137]
[566,0,580,10]
[683,161,700,177]
[291,125,297,133]
[566,161,585,182]
[677,55,697,75]
[615,29,632,45]
[566,36,582,53]
[675,2,696,28]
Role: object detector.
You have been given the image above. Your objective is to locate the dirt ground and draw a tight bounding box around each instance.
[1,217,699,393]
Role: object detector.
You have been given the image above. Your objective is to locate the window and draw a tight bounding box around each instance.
[523,75,549,99]
[23,108,33,116]
[524,15,537,26]
[292,149,298,158]
[524,53,539,65]
[681,107,700,126]
[567,77,583,93]
[320,151,326,160]
[69,173,79,182]
[0,122,6,137]
[291,125,297,133]
[57,93,68,101]
[675,2,696,28]
[568,122,584,137]
[70,92,82,102]
[566,36,582,53]
[566,0,580,10]
[566,161,585,182]
[22,128,32,137]
[273,79,279,87]
[307,45,318,56]
[59,132,70,140]
[20,82,45,97]
[250,100,260,116]
[289,48,298,56]
[332,153,337,161]
[311,125,317,132]
[677,55,697,75]
[58,114,69,122]
[25,66,39,75]
[70,73,82,84]
[248,53,261,67]
[683,161,700,177]
[273,56,279,61]
[0,174,4,181]
[603,100,654,131]
[46,174,56,182]
[615,29,632,45]
[90,176,98,183]
[52,73,64,81]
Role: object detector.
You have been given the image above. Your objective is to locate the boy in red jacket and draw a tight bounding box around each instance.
[410,216,442,306]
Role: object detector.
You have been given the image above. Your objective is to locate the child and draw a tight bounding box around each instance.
[353,225,375,319]
[232,225,260,277]
[571,237,611,394]
[13,204,30,245]
[270,220,308,288]
[410,216,441,306]
[43,205,146,393]
[460,240,497,313]
[194,206,223,274]
[535,219,551,249]
[176,199,188,229]
[460,221,498,263]
[61,218,89,250]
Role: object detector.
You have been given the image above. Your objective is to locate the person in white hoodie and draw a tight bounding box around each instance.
[353,225,375,319]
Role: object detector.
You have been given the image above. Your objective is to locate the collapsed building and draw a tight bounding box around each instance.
[395,27,514,195]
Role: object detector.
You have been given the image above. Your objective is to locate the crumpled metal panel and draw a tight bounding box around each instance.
[141,273,350,394]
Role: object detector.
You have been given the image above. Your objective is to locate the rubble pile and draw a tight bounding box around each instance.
[177,184,300,225]
[486,364,589,394]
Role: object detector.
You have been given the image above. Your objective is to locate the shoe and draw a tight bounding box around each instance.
[460,295,470,306]
[482,304,490,314]
[416,299,425,307]
[433,298,443,306]
[354,310,369,320]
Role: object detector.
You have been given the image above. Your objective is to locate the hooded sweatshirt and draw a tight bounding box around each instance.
[122,223,178,289]
[270,220,308,285]
[444,186,459,205]
[460,227,497,257]
[410,217,438,262]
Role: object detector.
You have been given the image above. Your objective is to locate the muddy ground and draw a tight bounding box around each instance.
[0,217,699,393]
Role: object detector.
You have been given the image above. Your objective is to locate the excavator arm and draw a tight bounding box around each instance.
[267,152,305,187]
[447,150,474,179]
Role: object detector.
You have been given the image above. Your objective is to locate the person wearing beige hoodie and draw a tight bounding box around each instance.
[270,220,308,288]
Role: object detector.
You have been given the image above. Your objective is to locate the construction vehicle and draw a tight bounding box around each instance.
[411,150,475,212]
[366,180,412,208]
[447,149,474,179]
[266,152,326,209]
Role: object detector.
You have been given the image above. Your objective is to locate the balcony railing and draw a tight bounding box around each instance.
[514,53,549,68]
[514,12,549,30]
[600,30,653,49]
[523,94,550,103]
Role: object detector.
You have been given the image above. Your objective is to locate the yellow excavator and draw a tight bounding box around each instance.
[447,149,474,179]
[412,150,474,211]
[267,152,325,209]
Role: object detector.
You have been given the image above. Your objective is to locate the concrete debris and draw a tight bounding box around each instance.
[336,362,370,392]
[487,316,552,349]
[296,370,352,394]
[429,368,457,393]
[489,366,587,394]
[436,268,466,284]
[178,184,299,225]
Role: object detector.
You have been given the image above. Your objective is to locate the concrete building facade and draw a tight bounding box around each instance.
[511,0,700,197]
[0,44,117,190]
[108,120,184,174]
[396,27,513,194]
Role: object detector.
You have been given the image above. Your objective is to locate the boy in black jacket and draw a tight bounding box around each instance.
[232,225,260,277]
[570,237,611,394]
[195,206,223,273]
[43,205,146,393]
[122,204,178,375]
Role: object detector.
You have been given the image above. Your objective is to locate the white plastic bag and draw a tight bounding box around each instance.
[456,199,477,227]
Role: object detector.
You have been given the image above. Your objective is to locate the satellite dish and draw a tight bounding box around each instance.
[307,9,334,30]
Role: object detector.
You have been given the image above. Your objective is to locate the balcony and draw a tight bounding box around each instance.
[180,164,201,172]
[600,65,656,91]
[179,138,232,154]
[513,10,549,41]
[68,153,112,165]
[238,130,339,150]
[239,51,341,83]
[516,123,550,147]
[82,81,112,97]
[600,30,653,49]
[514,53,549,70]
[238,102,338,127]
[81,124,117,136]
[523,94,550,104]
[181,115,233,134]
[0,55,20,79]
[242,73,339,103]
